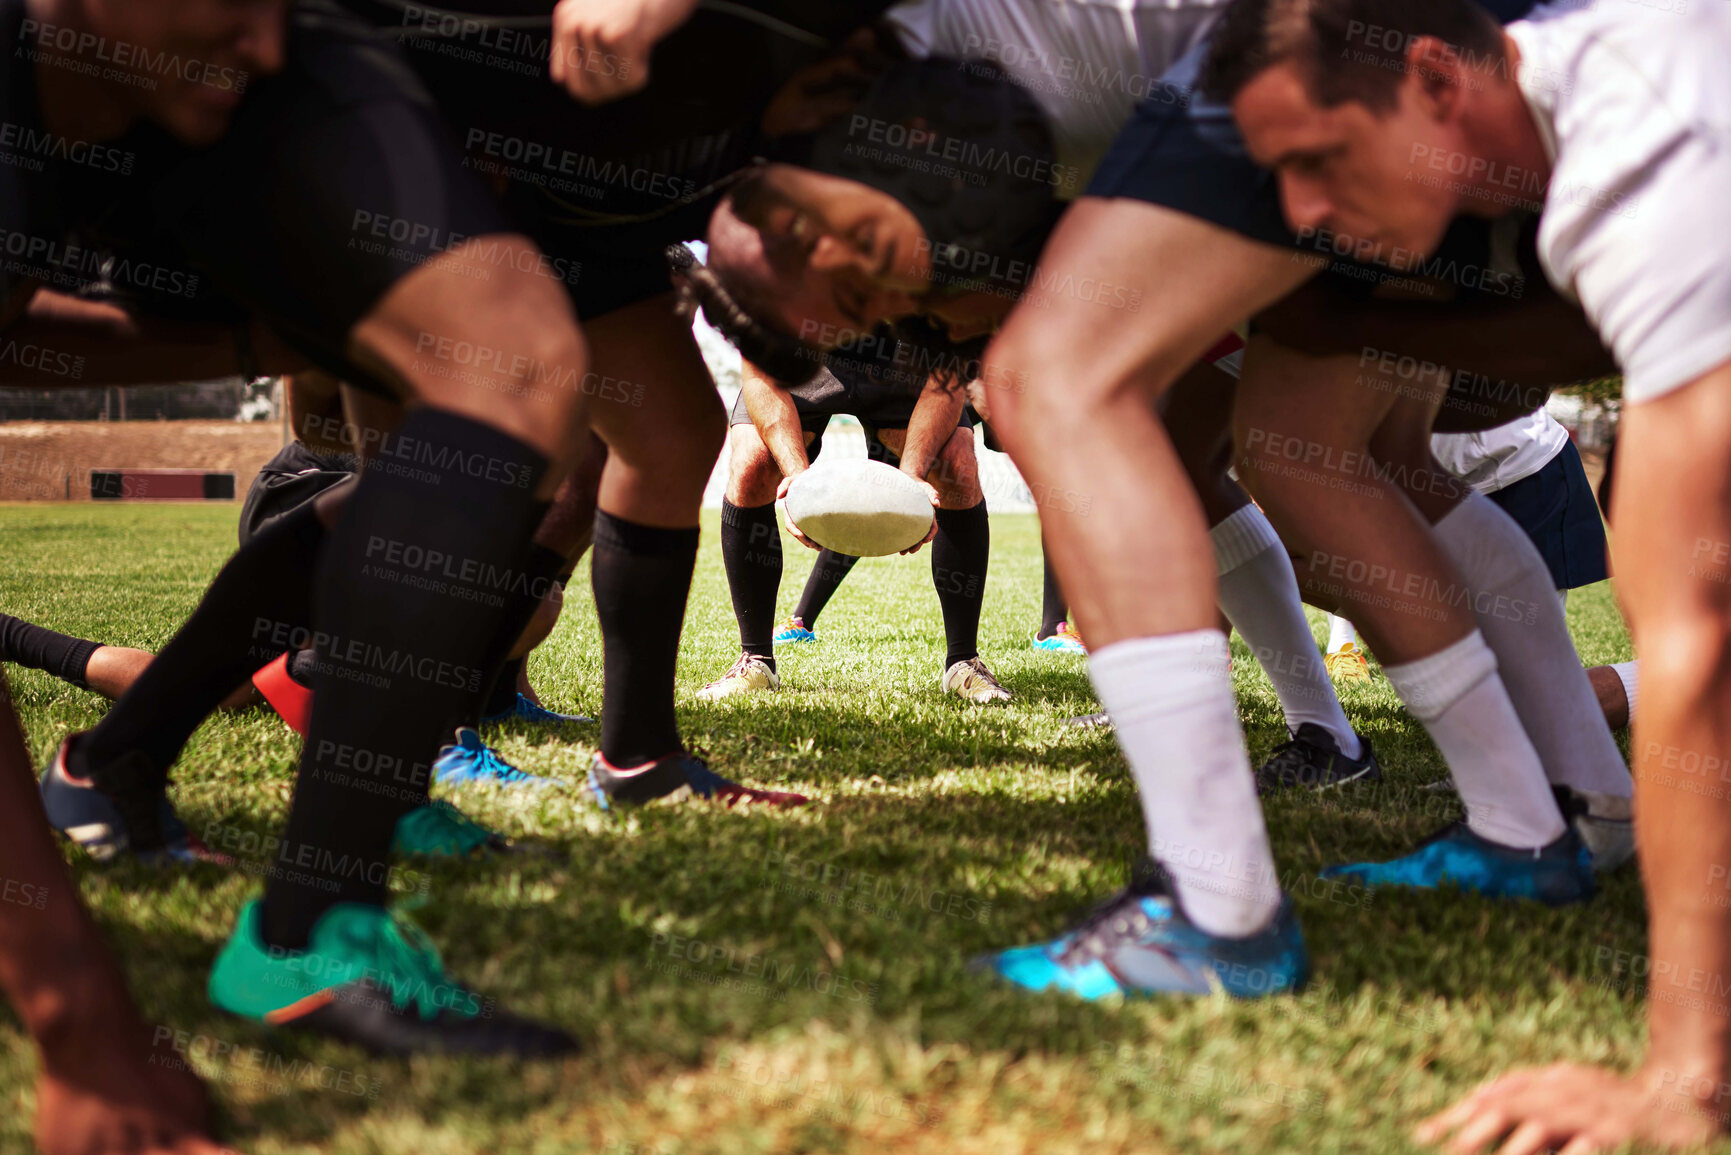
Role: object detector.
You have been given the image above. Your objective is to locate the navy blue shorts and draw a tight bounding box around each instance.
[1487,441,1609,591]
[1088,0,1539,254]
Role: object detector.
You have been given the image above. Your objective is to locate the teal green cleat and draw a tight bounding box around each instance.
[208,900,576,1056]
[392,800,509,857]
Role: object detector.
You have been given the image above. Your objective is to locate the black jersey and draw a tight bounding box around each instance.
[337,0,899,318]
[0,0,508,387]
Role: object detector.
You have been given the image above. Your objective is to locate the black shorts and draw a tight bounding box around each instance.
[727,380,947,467]
[727,349,963,464]
[237,442,357,546]
[95,2,513,391]
[1486,441,1609,591]
[1088,0,1540,291]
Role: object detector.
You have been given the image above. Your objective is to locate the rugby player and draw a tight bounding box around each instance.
[1212,0,1731,1145]
[701,342,1009,705]
[683,0,1648,994]
[690,0,1392,790]
[5,0,612,1054]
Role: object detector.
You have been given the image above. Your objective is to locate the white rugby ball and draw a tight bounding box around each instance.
[783,459,935,557]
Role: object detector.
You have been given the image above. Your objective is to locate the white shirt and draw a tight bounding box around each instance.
[1431,409,1571,494]
[1510,0,1731,403]
[885,0,1230,195]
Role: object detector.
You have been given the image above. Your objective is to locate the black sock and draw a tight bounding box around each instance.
[0,613,102,688]
[72,500,328,798]
[482,655,526,718]
[473,543,566,724]
[933,502,990,670]
[593,512,698,767]
[792,549,860,628]
[720,500,780,666]
[262,409,549,950]
[1039,532,1067,640]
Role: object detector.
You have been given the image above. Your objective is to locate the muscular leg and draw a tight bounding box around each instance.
[884,425,990,671]
[987,200,1313,935]
[585,293,727,766]
[1235,338,1564,849]
[263,237,592,947]
[1366,384,1632,805]
[484,435,608,715]
[719,422,792,666]
[1164,364,1363,758]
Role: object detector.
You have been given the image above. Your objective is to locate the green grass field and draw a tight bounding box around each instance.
[0,502,1658,1154]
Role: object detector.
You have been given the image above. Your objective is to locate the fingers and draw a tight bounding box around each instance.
[1416,1080,1511,1150]
[1446,1101,1519,1154]
[549,3,650,104]
[1495,1119,1563,1155]
[899,519,938,555]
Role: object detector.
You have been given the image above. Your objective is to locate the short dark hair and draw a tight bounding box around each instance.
[1201,0,1507,111]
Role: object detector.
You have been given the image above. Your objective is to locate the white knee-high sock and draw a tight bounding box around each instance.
[1326,613,1357,653]
[1212,506,1362,759]
[1384,631,1567,848]
[1434,492,1632,798]
[1090,631,1283,937]
[1614,660,1639,718]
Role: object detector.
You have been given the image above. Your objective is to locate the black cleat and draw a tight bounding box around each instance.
[1255,723,1381,795]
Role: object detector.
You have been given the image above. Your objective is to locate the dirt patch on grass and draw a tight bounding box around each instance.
[0,420,284,502]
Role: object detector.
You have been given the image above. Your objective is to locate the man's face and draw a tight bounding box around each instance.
[87,0,287,144]
[1233,61,1463,267]
[705,164,934,350]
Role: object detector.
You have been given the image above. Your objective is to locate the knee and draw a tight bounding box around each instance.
[724,427,782,506]
[1633,610,1731,702]
[929,429,983,508]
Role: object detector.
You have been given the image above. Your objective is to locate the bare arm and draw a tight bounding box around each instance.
[1,289,305,386]
[741,360,812,479]
[898,372,966,484]
[0,675,224,1155]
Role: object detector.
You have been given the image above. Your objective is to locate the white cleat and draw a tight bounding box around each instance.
[942,657,1012,705]
[697,654,781,701]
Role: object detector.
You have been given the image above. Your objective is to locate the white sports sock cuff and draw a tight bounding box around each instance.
[1383,630,1498,724]
[1211,505,1282,577]
[1089,631,1232,724]
[1614,660,1639,716]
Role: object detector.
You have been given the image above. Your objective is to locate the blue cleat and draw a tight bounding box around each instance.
[973,863,1307,1000]
[483,692,592,728]
[39,737,229,865]
[1321,822,1593,906]
[773,616,818,645]
[433,728,552,788]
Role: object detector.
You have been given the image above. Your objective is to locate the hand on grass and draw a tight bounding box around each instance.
[35,1004,228,1155]
[1416,1063,1723,1155]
